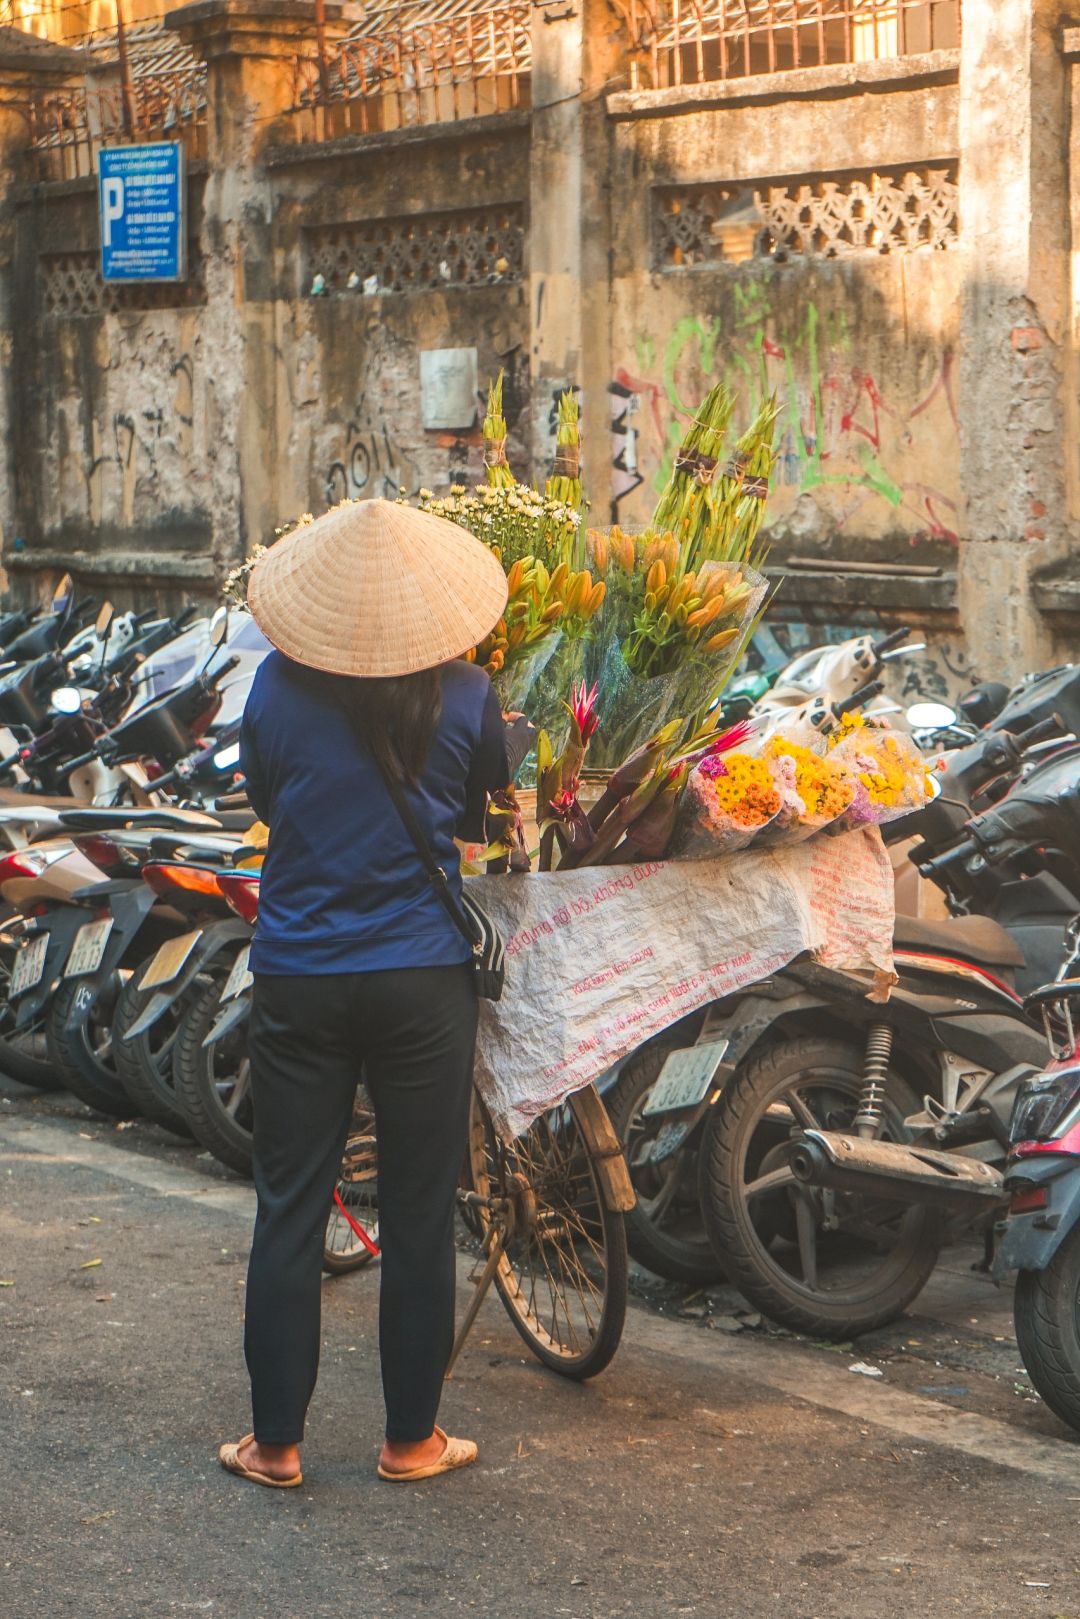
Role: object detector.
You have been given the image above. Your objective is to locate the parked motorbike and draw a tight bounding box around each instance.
[992,945,1080,1432]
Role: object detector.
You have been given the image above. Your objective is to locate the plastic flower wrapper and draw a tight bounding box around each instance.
[583,529,768,769]
[826,713,933,830]
[669,747,784,860]
[755,734,857,843]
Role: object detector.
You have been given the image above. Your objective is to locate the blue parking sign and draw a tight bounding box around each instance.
[99,142,186,283]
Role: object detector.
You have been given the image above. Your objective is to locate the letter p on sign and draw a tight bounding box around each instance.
[101,178,124,246]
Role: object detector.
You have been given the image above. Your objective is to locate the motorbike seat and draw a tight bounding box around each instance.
[58,806,222,832]
[893,913,1025,969]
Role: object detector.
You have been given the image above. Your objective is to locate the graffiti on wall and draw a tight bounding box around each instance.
[75,348,199,530]
[610,282,960,543]
[323,396,422,505]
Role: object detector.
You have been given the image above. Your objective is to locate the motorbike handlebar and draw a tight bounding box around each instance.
[833,678,883,718]
[1016,713,1064,752]
[919,838,978,878]
[870,626,911,658]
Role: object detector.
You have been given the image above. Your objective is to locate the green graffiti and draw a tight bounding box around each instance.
[633,283,918,508]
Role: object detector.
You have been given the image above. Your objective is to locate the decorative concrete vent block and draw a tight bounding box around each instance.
[38,250,206,317]
[653,163,959,269]
[304,203,526,296]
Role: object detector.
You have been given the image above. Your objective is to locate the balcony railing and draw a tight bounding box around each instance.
[616,0,960,90]
[27,67,206,182]
[289,0,531,141]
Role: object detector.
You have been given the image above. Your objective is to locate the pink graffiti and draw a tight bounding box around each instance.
[613,367,667,445]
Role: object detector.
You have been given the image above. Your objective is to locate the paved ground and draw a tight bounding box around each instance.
[3,1075,1080,1619]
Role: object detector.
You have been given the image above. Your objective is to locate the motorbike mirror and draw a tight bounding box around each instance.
[906,701,957,730]
[95,601,115,639]
[210,606,229,647]
[50,686,83,715]
[51,573,74,615]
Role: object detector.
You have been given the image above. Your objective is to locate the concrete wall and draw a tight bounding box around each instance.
[1,0,1078,685]
[264,119,531,534]
[603,75,961,559]
[12,179,212,564]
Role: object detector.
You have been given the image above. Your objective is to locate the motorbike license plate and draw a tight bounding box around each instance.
[642,1039,730,1117]
[8,932,49,999]
[139,930,202,991]
[64,918,114,980]
[220,945,253,1003]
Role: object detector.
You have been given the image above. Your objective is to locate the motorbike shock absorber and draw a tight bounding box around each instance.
[854,1023,894,1139]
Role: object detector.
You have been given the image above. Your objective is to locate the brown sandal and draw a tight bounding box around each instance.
[219,1434,303,1489]
[377,1426,478,1482]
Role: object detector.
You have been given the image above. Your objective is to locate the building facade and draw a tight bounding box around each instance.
[0,1,1075,692]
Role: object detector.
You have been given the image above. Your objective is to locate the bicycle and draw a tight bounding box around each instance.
[323,1081,634,1379]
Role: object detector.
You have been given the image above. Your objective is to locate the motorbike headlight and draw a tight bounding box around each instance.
[906,701,957,730]
[212,741,241,771]
[1010,1065,1080,1143]
[50,686,83,715]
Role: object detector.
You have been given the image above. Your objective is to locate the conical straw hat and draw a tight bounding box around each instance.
[247,498,509,678]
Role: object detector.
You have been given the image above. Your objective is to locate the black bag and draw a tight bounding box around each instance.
[375,758,506,1002]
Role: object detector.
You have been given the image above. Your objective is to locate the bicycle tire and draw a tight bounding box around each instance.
[466,1086,627,1380]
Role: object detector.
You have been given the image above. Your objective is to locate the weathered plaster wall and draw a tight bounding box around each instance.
[11,180,212,562]
[261,121,531,536]
[604,77,962,558]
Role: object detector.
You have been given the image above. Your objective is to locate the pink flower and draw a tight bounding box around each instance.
[698,755,730,781]
[569,681,599,743]
[704,720,755,757]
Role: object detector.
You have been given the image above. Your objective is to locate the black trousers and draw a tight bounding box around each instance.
[244,963,477,1445]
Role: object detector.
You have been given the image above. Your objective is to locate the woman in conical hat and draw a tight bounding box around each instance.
[218,498,520,1489]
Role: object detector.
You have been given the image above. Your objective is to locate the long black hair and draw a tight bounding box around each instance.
[315,665,444,783]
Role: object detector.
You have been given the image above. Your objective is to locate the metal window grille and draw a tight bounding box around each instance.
[617,0,960,89]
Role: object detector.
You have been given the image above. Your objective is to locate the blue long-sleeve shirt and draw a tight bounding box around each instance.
[240,652,509,975]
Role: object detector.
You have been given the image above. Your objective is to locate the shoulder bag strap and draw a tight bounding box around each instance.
[373,753,482,955]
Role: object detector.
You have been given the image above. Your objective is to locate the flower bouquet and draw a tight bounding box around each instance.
[756,735,857,843]
[826,714,934,829]
[669,747,784,858]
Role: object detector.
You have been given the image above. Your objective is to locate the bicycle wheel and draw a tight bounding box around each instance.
[323,1101,380,1276]
[466,1087,627,1379]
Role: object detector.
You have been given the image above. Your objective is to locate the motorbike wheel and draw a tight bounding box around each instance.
[605,1042,725,1286]
[111,972,193,1139]
[1014,1224,1080,1434]
[0,1026,62,1091]
[46,976,134,1118]
[699,1036,943,1339]
[172,976,253,1176]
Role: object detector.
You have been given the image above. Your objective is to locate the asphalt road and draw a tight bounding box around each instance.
[3,1076,1080,1619]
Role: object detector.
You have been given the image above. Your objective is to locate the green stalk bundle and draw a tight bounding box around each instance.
[546,390,583,511]
[483,370,515,490]
[652,383,736,553]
